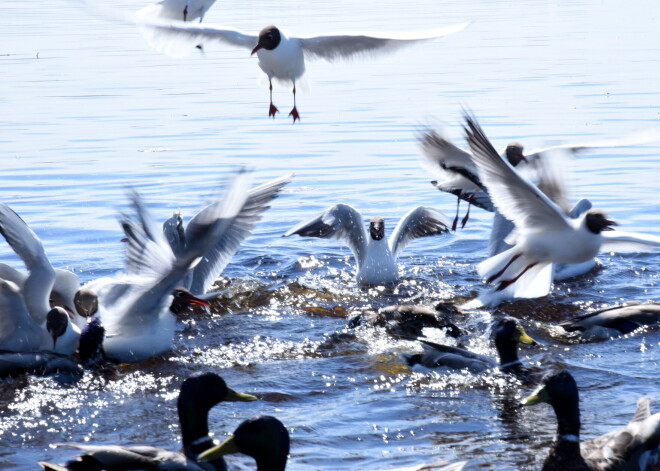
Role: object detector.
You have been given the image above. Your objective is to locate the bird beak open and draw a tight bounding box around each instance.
[251,44,262,55]
[603,218,618,231]
[187,295,211,307]
[198,435,240,462]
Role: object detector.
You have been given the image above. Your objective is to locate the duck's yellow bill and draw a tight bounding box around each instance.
[198,435,239,462]
[225,387,258,402]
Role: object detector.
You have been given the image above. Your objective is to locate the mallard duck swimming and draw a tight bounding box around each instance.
[403,317,536,378]
[560,301,660,340]
[198,415,290,470]
[522,370,660,470]
[349,302,465,339]
[39,372,257,470]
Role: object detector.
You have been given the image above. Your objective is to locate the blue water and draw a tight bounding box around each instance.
[1,0,659,469]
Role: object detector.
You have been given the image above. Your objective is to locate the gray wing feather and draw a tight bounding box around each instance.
[388,206,451,259]
[283,203,368,266]
[299,23,469,61]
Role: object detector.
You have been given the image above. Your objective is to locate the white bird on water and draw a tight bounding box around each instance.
[132,19,469,121]
[464,114,618,299]
[83,171,251,363]
[283,204,451,286]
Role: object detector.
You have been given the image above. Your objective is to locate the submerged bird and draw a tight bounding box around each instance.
[349,302,465,339]
[522,370,660,470]
[560,301,660,340]
[40,372,257,471]
[283,204,451,285]
[132,19,469,121]
[403,317,536,379]
[464,114,618,299]
[83,171,252,362]
[197,415,290,470]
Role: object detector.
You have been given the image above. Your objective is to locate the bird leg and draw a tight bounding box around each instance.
[451,198,461,231]
[183,5,188,21]
[289,83,300,122]
[486,253,522,284]
[496,262,538,291]
[460,194,475,229]
[269,81,279,117]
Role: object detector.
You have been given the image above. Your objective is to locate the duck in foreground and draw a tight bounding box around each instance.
[283,204,451,286]
[403,317,536,380]
[560,301,660,341]
[522,370,660,470]
[132,18,469,121]
[198,415,289,470]
[39,372,257,471]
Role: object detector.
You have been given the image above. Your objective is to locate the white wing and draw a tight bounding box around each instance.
[388,206,451,259]
[188,174,292,294]
[298,23,469,61]
[283,204,368,266]
[601,230,660,252]
[525,126,660,162]
[0,280,42,352]
[134,19,257,58]
[464,114,571,233]
[0,204,56,324]
[419,128,484,191]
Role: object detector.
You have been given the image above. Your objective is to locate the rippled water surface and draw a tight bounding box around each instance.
[1,0,660,469]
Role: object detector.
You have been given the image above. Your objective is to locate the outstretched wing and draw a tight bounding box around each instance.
[134,18,257,58]
[601,230,660,252]
[299,23,469,61]
[188,174,292,294]
[464,114,570,234]
[388,207,451,259]
[0,204,55,324]
[283,203,368,266]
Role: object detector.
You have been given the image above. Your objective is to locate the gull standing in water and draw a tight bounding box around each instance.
[132,19,469,121]
[283,204,451,285]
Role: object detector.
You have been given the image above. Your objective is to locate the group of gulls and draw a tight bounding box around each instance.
[4,0,660,469]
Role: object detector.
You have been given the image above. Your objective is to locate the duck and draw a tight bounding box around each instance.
[522,369,660,470]
[39,372,257,470]
[349,302,465,339]
[197,415,290,470]
[83,171,251,362]
[403,317,536,379]
[131,19,468,121]
[283,204,451,286]
[560,301,660,340]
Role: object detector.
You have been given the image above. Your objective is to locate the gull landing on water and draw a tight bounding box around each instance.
[464,114,618,299]
[132,19,469,122]
[283,204,451,286]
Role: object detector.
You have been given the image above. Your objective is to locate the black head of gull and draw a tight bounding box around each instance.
[198,415,290,471]
[73,289,98,318]
[504,142,527,166]
[585,209,617,234]
[45,307,70,349]
[251,26,281,55]
[169,287,211,315]
[369,216,385,241]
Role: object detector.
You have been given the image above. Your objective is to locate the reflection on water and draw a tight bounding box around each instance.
[1,0,660,469]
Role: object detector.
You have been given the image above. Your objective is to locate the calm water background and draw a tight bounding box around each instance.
[1,0,660,469]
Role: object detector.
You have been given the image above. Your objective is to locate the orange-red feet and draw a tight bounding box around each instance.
[269,103,279,118]
[288,107,300,123]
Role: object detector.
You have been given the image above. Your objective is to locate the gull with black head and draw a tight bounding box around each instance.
[283,203,451,286]
[133,19,469,121]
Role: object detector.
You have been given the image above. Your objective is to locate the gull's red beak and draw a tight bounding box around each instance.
[251,44,262,55]
[603,218,618,231]
[187,296,211,307]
